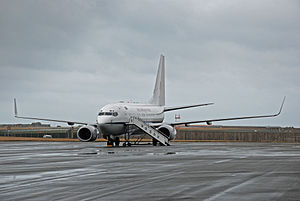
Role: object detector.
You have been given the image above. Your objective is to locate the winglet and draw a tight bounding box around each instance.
[14,98,18,117]
[276,96,286,116]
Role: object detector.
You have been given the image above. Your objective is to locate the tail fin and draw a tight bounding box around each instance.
[149,54,165,106]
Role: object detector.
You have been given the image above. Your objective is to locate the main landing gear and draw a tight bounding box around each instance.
[122,142,131,147]
[122,132,131,147]
[152,138,167,146]
[152,138,158,146]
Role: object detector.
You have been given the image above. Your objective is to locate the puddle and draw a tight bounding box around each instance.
[79,152,98,155]
[165,152,176,155]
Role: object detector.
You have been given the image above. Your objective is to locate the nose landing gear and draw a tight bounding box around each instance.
[106,137,120,147]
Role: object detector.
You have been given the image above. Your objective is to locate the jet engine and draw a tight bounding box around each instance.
[77,125,98,142]
[157,124,176,140]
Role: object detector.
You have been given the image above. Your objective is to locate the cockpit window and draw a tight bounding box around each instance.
[98,112,116,116]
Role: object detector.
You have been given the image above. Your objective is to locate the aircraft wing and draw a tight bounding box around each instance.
[14,98,88,126]
[164,102,214,112]
[171,97,285,126]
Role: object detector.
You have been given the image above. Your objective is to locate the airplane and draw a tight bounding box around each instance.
[14,54,285,146]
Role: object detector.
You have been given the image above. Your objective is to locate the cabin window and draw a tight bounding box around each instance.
[113,112,118,117]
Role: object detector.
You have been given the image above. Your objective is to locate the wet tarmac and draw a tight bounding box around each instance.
[0,142,300,201]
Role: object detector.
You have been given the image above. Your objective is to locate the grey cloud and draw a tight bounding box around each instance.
[0,0,299,127]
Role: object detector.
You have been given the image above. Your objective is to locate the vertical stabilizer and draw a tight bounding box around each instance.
[149,54,165,106]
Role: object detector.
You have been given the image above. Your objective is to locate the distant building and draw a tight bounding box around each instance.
[0,122,51,129]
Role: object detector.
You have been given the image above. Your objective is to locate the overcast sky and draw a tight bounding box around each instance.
[0,0,299,127]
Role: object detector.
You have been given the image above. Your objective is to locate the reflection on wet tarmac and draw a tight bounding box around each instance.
[0,142,300,200]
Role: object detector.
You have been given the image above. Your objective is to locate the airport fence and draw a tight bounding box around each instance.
[0,128,73,139]
[1,125,300,143]
[175,126,300,142]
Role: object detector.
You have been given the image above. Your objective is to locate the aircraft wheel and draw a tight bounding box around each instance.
[115,137,120,147]
[122,142,127,147]
[152,138,158,146]
[107,140,114,146]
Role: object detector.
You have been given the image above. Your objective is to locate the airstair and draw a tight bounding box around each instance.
[128,116,170,146]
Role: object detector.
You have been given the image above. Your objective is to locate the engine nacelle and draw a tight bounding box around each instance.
[157,124,176,140]
[77,125,98,142]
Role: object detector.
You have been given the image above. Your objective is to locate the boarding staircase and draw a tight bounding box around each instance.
[128,116,170,146]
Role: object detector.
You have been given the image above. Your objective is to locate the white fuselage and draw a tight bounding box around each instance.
[97,102,164,137]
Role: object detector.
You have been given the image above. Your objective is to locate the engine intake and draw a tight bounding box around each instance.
[77,125,98,142]
[157,124,176,140]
